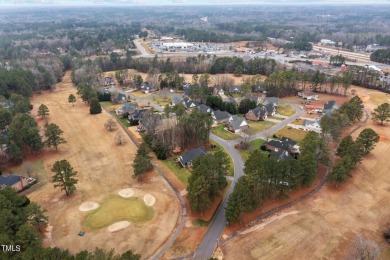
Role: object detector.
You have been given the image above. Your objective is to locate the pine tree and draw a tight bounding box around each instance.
[89,97,102,114]
[356,128,380,155]
[68,94,76,106]
[44,123,67,151]
[132,143,151,179]
[37,104,49,119]
[372,103,390,125]
[51,160,78,196]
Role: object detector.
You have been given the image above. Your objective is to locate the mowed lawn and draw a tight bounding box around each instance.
[238,139,268,162]
[277,102,296,116]
[275,126,307,143]
[85,196,153,230]
[244,121,275,136]
[212,125,239,140]
[162,159,191,185]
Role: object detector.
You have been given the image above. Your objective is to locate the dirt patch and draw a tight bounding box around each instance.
[107,221,131,232]
[144,194,156,206]
[79,201,99,212]
[118,188,134,198]
[22,71,180,258]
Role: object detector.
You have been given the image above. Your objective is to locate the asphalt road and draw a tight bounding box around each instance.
[193,102,304,259]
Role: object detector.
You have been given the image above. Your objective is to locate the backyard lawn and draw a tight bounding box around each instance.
[277,102,296,116]
[275,126,307,143]
[244,121,275,136]
[291,118,304,125]
[211,125,239,140]
[150,96,171,107]
[162,159,191,186]
[268,115,284,120]
[238,139,268,161]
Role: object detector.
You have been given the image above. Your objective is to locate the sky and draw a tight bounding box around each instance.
[0,0,389,5]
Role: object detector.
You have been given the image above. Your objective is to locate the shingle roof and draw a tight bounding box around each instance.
[213,110,230,121]
[270,150,293,161]
[251,106,267,117]
[0,174,22,187]
[120,102,138,113]
[179,148,207,165]
[229,115,247,130]
[198,104,213,114]
[172,95,183,105]
[323,100,338,111]
[263,97,280,106]
[266,137,297,151]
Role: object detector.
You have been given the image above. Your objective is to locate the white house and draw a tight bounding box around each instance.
[298,90,319,100]
[303,119,322,133]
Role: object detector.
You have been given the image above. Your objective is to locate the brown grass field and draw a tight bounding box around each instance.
[20,72,180,258]
[220,86,390,259]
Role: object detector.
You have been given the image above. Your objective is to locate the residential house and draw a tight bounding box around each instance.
[246,106,268,121]
[178,148,207,168]
[171,95,183,106]
[223,97,238,107]
[248,96,261,105]
[264,137,300,156]
[262,97,280,107]
[141,82,157,93]
[115,102,139,116]
[303,119,322,133]
[0,174,28,191]
[323,100,339,113]
[111,92,127,103]
[298,90,319,100]
[264,103,276,116]
[0,100,14,109]
[211,110,231,124]
[182,97,200,110]
[229,85,241,94]
[213,86,225,96]
[270,150,293,161]
[104,77,115,86]
[182,83,191,97]
[253,85,267,94]
[226,115,249,133]
[128,108,148,121]
[198,104,214,114]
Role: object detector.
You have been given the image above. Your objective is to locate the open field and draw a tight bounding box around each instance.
[369,93,390,106]
[275,126,308,143]
[22,72,180,258]
[221,86,390,259]
[211,125,239,140]
[244,121,275,136]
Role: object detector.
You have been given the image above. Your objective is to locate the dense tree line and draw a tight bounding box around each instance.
[328,129,379,187]
[0,187,141,260]
[176,28,264,43]
[141,109,212,159]
[187,152,228,213]
[370,49,390,65]
[321,96,365,141]
[206,96,238,115]
[226,131,326,223]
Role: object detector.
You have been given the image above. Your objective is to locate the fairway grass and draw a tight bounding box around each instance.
[85,195,153,230]
[369,93,390,106]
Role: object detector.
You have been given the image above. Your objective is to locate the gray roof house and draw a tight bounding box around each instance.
[141,82,157,93]
[265,137,300,155]
[262,97,280,107]
[248,96,261,105]
[223,97,238,107]
[246,106,268,121]
[128,108,148,121]
[303,119,322,133]
[178,148,207,168]
[229,85,241,94]
[0,174,28,191]
[270,150,293,161]
[227,115,249,133]
[111,92,127,103]
[198,104,214,114]
[323,100,339,112]
[183,97,200,110]
[115,102,139,116]
[171,95,183,106]
[211,110,231,124]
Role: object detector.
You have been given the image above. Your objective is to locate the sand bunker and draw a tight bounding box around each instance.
[119,188,135,198]
[79,201,99,212]
[143,194,156,206]
[107,221,131,232]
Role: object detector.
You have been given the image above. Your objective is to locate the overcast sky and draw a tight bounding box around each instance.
[0,0,389,5]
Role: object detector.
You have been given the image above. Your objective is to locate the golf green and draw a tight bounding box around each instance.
[85,195,153,230]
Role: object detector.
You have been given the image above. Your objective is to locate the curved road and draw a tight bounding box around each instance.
[193,102,303,260]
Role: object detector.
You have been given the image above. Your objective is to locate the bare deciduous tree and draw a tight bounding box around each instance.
[22,162,34,177]
[104,118,117,131]
[115,132,126,145]
[346,236,380,260]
